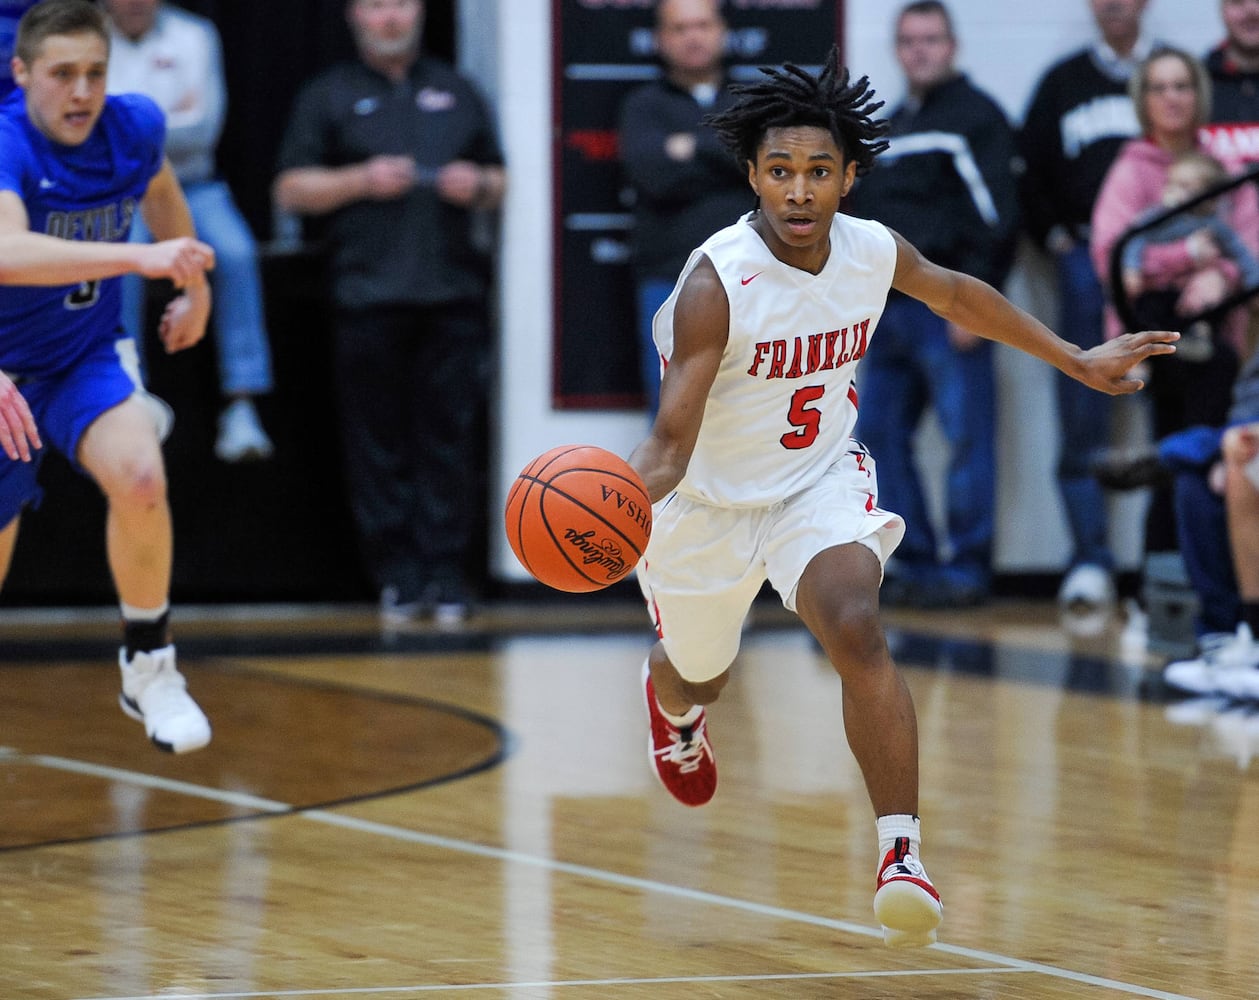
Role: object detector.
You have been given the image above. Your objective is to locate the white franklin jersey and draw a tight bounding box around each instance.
[654,211,897,508]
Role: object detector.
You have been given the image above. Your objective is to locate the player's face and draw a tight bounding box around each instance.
[746,126,856,268]
[1223,0,1259,59]
[894,11,955,94]
[655,0,726,79]
[101,0,159,42]
[12,32,109,147]
[349,0,423,61]
[1141,54,1201,141]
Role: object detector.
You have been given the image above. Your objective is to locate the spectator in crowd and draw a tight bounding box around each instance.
[617,0,751,417]
[1204,0,1259,145]
[0,1,38,99]
[1120,150,1259,351]
[101,0,275,463]
[273,0,505,627]
[1091,47,1259,561]
[1159,407,1259,698]
[0,0,214,753]
[846,0,1019,607]
[1018,0,1154,612]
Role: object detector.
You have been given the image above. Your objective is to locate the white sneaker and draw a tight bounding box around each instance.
[1057,564,1115,610]
[873,838,942,948]
[379,585,422,627]
[1119,598,1149,663]
[433,602,469,628]
[118,645,212,753]
[215,398,274,463]
[1164,624,1259,696]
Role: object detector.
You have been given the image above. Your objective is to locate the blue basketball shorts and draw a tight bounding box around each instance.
[0,336,167,528]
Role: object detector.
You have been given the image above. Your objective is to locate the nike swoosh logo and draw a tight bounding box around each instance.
[741,272,763,285]
[39,178,56,190]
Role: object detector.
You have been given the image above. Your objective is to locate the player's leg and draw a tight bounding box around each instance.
[0,515,20,589]
[75,394,210,753]
[0,430,44,591]
[794,542,916,816]
[637,495,763,806]
[794,542,941,946]
[767,453,940,947]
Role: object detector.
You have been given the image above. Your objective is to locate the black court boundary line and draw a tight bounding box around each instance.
[0,662,514,854]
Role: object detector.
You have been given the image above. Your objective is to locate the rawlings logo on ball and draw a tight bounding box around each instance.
[562,528,628,578]
[506,444,652,593]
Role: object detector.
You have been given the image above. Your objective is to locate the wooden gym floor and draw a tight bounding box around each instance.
[1,595,1256,1000]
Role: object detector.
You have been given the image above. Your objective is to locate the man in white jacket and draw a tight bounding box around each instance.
[102,0,275,463]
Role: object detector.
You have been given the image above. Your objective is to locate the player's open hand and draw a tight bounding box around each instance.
[158,281,211,354]
[0,371,41,462]
[1077,330,1179,394]
[140,237,215,288]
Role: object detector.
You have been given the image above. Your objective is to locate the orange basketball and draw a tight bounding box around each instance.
[505,444,652,593]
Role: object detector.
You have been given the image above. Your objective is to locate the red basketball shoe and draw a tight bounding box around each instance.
[873,837,943,947]
[642,663,717,806]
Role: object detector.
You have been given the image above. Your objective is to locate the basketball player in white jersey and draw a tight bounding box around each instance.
[627,47,1177,948]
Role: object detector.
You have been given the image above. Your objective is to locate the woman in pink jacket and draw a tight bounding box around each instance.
[1091,45,1256,554]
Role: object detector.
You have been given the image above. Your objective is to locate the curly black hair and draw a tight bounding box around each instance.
[705,45,889,177]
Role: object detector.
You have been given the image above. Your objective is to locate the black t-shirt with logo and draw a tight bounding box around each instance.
[277,56,504,310]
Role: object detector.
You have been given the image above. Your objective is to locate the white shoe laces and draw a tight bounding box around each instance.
[653,720,712,773]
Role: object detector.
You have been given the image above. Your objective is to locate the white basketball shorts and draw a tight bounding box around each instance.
[637,443,905,683]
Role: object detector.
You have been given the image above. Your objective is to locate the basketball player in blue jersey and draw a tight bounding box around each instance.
[628,47,1178,947]
[0,0,216,753]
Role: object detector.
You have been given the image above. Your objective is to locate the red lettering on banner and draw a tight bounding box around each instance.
[1200,123,1259,166]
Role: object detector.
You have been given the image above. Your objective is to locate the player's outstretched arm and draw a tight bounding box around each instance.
[888,228,1177,395]
[628,256,728,502]
[138,160,216,287]
[0,190,200,287]
[0,372,40,462]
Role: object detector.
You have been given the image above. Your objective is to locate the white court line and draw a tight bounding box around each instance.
[3,750,1201,1000]
[73,968,1032,1000]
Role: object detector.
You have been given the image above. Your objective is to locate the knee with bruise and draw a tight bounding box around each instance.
[108,458,168,511]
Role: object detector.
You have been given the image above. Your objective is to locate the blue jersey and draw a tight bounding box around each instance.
[0,90,165,377]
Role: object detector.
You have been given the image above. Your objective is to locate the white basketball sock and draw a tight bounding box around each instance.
[876,813,921,862]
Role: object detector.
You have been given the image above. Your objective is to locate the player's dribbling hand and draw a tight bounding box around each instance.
[0,371,41,462]
[158,281,211,354]
[1077,329,1179,394]
[141,237,216,287]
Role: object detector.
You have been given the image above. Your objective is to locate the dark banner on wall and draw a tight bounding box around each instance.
[552,0,843,409]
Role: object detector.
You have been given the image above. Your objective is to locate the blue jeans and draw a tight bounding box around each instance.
[122,180,273,396]
[1160,424,1237,635]
[856,294,995,587]
[1054,244,1113,570]
[636,277,675,417]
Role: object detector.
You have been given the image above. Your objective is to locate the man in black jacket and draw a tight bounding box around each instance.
[847,0,1019,607]
[1018,0,1153,613]
[617,0,750,416]
[1205,0,1259,154]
